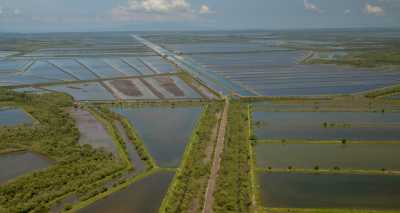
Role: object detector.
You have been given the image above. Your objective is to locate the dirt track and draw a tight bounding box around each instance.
[202,98,229,213]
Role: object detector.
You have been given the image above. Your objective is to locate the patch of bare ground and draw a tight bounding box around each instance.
[155,76,185,97]
[110,79,142,97]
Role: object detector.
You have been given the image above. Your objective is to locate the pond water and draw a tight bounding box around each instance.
[112,106,202,167]
[23,61,76,81]
[122,57,155,75]
[105,79,159,100]
[141,56,176,74]
[0,151,52,184]
[115,121,146,172]
[256,143,400,170]
[77,172,174,213]
[70,108,118,156]
[253,111,400,141]
[0,108,33,126]
[44,82,116,101]
[50,59,98,80]
[78,58,126,78]
[258,172,400,210]
[189,52,400,96]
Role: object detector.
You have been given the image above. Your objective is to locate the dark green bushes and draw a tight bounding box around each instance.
[0,90,122,212]
[213,101,252,213]
[161,102,222,213]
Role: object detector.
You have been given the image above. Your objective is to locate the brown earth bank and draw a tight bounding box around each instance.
[110,79,142,97]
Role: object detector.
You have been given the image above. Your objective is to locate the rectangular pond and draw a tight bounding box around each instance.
[23,61,76,81]
[0,60,30,73]
[258,172,400,210]
[44,82,116,101]
[104,79,158,100]
[77,58,126,78]
[122,57,156,75]
[256,143,400,170]
[141,56,176,74]
[189,52,400,96]
[253,111,400,141]
[0,108,33,126]
[112,106,202,167]
[77,172,174,213]
[49,59,98,80]
[143,76,201,99]
[70,108,117,156]
[103,58,141,76]
[0,151,53,184]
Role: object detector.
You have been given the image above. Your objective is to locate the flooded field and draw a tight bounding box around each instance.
[44,82,116,101]
[112,106,202,167]
[189,53,400,96]
[77,172,174,213]
[0,151,52,184]
[258,172,400,210]
[23,61,76,81]
[0,60,30,73]
[70,108,117,156]
[256,143,400,170]
[253,111,400,141]
[49,59,98,80]
[0,108,33,126]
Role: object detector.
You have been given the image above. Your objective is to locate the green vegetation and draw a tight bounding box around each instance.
[365,85,400,99]
[213,101,252,213]
[160,102,223,213]
[305,51,400,68]
[98,105,157,169]
[0,88,123,212]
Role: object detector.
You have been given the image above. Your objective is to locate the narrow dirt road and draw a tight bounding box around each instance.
[202,98,229,213]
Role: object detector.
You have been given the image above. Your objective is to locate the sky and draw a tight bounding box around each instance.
[0,0,399,32]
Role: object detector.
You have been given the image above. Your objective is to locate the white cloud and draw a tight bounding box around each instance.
[304,0,322,14]
[364,3,384,16]
[112,0,196,21]
[344,9,351,14]
[199,4,213,14]
[0,6,3,15]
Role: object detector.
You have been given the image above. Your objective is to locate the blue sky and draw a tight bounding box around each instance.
[0,0,399,32]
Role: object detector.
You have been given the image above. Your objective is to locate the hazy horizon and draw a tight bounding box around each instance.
[1,0,400,33]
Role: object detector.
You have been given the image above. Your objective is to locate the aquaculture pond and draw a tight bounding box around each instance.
[141,56,176,74]
[70,109,118,156]
[189,52,400,96]
[103,58,142,76]
[0,60,30,73]
[143,76,201,99]
[77,172,174,213]
[0,151,53,184]
[44,82,116,101]
[256,143,400,170]
[0,108,33,126]
[23,61,76,81]
[104,79,159,100]
[49,59,98,80]
[122,57,156,75]
[112,106,202,167]
[253,111,400,141]
[77,58,126,78]
[258,172,400,210]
